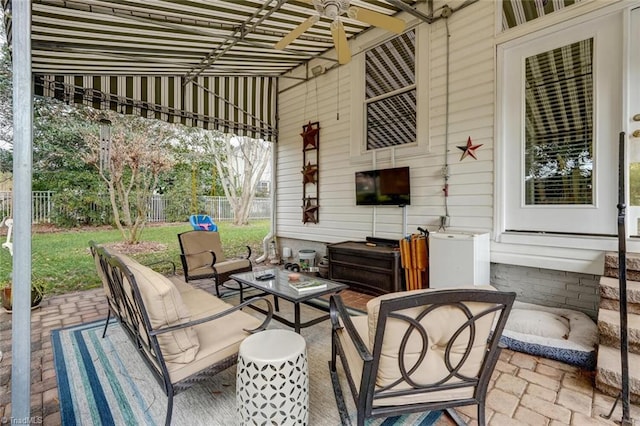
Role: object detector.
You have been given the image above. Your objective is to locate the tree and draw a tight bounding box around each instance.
[180,128,271,225]
[32,99,98,190]
[212,134,271,225]
[83,111,176,243]
[0,41,13,187]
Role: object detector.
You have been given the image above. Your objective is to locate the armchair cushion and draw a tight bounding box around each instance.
[330,287,516,425]
[178,231,253,297]
[188,258,252,279]
[363,286,499,405]
[124,260,200,364]
[336,315,369,390]
[184,250,219,272]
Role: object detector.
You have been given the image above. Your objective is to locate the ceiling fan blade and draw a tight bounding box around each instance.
[348,6,406,34]
[275,15,318,50]
[331,20,351,65]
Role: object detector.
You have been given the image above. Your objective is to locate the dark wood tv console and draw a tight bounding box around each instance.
[327,241,403,295]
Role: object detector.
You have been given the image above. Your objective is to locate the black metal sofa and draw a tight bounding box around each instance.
[89,241,273,426]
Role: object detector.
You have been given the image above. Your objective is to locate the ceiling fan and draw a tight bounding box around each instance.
[275,0,406,65]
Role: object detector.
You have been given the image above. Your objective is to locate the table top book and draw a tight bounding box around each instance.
[288,280,327,292]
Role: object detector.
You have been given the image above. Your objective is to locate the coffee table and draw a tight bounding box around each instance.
[231,268,348,333]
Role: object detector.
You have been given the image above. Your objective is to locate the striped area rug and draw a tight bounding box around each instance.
[52,304,442,425]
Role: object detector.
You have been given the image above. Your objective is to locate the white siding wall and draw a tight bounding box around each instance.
[276,1,496,244]
[277,65,358,242]
[273,1,640,315]
[427,3,496,231]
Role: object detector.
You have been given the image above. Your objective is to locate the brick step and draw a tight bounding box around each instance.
[604,252,640,279]
[599,276,640,315]
[595,345,640,403]
[598,308,640,354]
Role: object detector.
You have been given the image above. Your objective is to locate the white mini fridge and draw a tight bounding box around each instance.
[428,231,490,288]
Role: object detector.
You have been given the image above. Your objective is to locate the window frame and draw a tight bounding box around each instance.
[349,26,429,165]
[496,11,621,241]
[364,30,417,151]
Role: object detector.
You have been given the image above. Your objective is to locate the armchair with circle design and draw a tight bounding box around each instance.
[328,286,516,426]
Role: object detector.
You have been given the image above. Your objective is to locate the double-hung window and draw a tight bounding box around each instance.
[364,30,416,150]
[351,28,426,161]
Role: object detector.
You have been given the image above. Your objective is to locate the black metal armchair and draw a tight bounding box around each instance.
[329,287,516,426]
[178,230,252,297]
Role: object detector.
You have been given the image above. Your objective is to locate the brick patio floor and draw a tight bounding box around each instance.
[0,282,638,425]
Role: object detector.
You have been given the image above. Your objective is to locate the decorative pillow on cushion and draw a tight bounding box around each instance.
[506,309,570,340]
[123,259,200,363]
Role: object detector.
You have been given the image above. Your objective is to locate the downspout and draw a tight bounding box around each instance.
[256,140,277,263]
[257,78,279,263]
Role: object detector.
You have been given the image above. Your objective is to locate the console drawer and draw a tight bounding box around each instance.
[327,241,402,295]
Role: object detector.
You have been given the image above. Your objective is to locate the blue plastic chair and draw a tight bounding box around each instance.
[189,214,218,232]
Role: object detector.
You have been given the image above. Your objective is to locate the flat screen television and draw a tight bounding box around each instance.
[355,166,411,206]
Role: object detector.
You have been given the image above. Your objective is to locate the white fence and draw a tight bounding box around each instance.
[0,191,271,223]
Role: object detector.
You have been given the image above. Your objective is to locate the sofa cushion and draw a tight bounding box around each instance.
[121,258,200,364]
[179,285,237,318]
[166,306,263,383]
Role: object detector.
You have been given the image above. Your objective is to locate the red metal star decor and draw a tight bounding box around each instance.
[302,197,319,224]
[301,121,319,224]
[457,136,483,161]
[302,161,318,184]
[300,121,320,149]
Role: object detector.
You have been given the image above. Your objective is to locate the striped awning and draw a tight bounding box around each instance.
[2,0,404,137]
[2,1,590,136]
[502,0,583,30]
[35,74,278,139]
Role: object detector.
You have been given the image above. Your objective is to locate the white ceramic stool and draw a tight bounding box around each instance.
[236,329,308,425]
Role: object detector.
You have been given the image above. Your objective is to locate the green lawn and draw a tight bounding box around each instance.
[0,220,271,296]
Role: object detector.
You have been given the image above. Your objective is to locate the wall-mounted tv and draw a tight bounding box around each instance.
[355,166,411,206]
